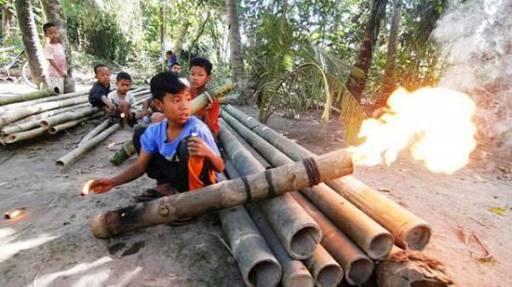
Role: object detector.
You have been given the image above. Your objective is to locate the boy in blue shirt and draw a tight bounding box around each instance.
[88,72,224,198]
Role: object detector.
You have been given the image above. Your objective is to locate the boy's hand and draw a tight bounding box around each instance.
[88,178,115,194]
[188,137,212,158]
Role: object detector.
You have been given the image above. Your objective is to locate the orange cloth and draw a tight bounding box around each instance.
[196,99,220,136]
[188,155,217,191]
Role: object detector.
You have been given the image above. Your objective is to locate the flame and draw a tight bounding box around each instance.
[81,180,94,196]
[4,208,26,220]
[120,113,126,119]
[349,87,477,174]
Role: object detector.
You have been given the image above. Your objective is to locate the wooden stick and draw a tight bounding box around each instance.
[48,113,103,134]
[0,87,59,106]
[78,119,111,146]
[40,107,101,128]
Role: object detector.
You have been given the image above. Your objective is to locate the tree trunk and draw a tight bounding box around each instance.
[345,0,388,103]
[226,0,248,103]
[41,0,75,92]
[2,2,15,41]
[14,0,48,87]
[159,3,166,72]
[174,21,189,60]
[375,0,402,109]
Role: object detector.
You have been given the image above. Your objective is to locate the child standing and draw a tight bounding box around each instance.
[43,22,67,93]
[88,72,224,201]
[108,72,136,127]
[88,64,115,112]
[188,57,220,136]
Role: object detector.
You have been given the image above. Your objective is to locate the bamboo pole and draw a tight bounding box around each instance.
[221,113,394,259]
[0,87,59,106]
[78,119,111,146]
[48,112,103,134]
[219,126,322,260]
[291,192,374,285]
[223,159,314,287]
[90,149,354,238]
[0,90,87,113]
[220,204,282,287]
[56,123,120,168]
[1,102,90,135]
[0,96,89,127]
[222,105,432,250]
[3,126,49,144]
[40,106,101,128]
[304,245,344,287]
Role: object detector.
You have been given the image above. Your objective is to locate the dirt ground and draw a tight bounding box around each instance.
[0,84,511,287]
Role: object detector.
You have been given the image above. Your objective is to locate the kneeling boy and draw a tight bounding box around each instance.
[89,72,224,198]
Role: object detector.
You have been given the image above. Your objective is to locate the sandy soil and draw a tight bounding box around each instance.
[0,91,511,287]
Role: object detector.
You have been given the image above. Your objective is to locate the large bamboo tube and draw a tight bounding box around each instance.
[56,123,120,168]
[40,106,101,128]
[222,105,431,250]
[1,103,90,135]
[90,149,353,238]
[49,112,103,134]
[78,119,111,146]
[0,96,89,127]
[0,87,59,106]
[221,113,393,259]
[0,90,87,113]
[224,159,313,287]
[304,245,344,287]
[109,83,234,165]
[219,126,322,260]
[3,126,49,144]
[220,205,282,287]
[291,192,374,285]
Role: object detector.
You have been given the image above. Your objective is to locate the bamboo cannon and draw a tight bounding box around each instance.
[220,112,394,259]
[0,87,59,106]
[3,126,49,144]
[109,82,235,166]
[219,204,282,287]
[56,123,121,168]
[0,103,90,135]
[222,105,432,250]
[78,119,111,146]
[48,113,103,134]
[90,148,353,238]
[291,192,374,285]
[0,96,89,127]
[223,160,314,287]
[219,126,322,260]
[40,106,101,128]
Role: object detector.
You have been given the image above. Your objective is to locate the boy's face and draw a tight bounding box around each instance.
[189,66,210,91]
[95,67,111,87]
[45,26,59,43]
[156,90,191,126]
[171,64,182,75]
[116,79,132,95]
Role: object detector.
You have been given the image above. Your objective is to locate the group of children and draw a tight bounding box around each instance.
[43,22,225,220]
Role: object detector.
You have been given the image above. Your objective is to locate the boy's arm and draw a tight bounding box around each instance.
[187,137,224,172]
[89,151,151,193]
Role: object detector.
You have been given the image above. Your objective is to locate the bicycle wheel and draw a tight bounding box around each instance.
[21,61,38,88]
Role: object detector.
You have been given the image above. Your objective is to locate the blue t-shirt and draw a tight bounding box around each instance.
[140,116,220,160]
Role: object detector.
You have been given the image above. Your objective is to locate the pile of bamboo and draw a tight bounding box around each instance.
[0,87,149,145]
[217,105,442,287]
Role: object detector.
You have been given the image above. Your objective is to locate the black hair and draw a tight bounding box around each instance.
[150,72,187,101]
[43,22,56,34]
[116,71,132,82]
[189,57,213,75]
[166,50,173,55]
[170,62,182,68]
[93,64,108,75]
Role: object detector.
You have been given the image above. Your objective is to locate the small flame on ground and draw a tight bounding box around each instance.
[348,87,477,174]
[4,208,26,220]
[81,180,94,196]
[120,113,126,119]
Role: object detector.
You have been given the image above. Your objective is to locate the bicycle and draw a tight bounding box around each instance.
[0,46,37,88]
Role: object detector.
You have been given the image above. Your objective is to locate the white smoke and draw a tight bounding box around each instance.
[433,0,512,156]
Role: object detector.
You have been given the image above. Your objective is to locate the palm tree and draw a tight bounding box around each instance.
[14,0,48,87]
[345,0,388,104]
[226,0,247,102]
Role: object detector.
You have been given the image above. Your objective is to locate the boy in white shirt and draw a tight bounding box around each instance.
[107,72,136,127]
